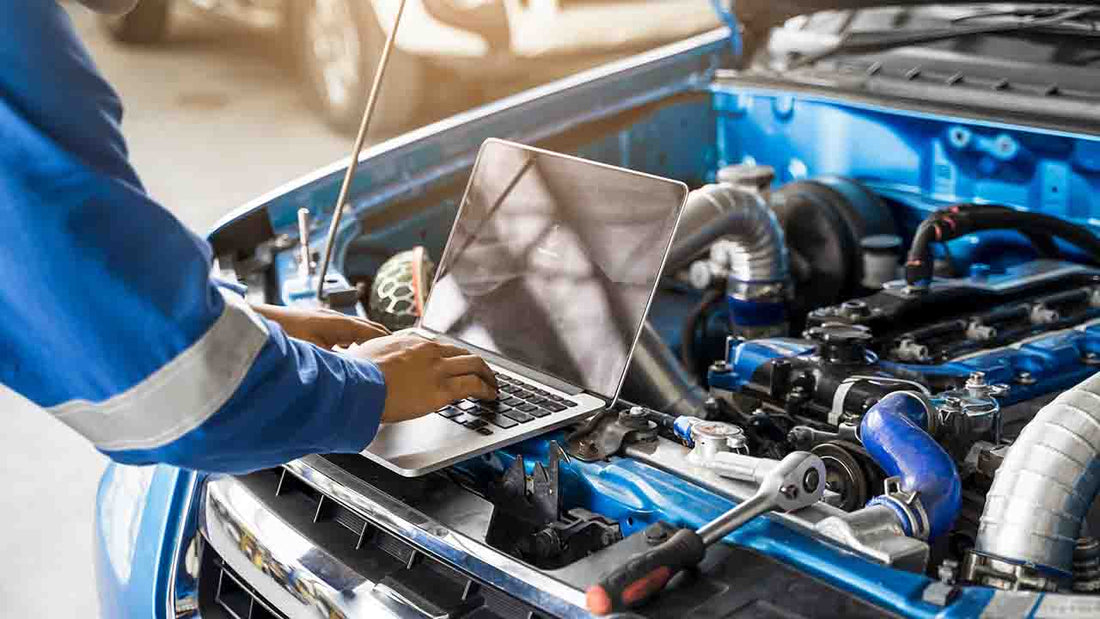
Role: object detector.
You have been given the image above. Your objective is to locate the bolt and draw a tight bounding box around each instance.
[938,559,960,585]
[644,523,670,545]
[711,360,731,373]
[1016,371,1037,385]
[780,484,800,500]
[803,468,821,493]
[1085,352,1100,366]
[787,386,808,402]
[902,285,928,297]
[840,300,870,317]
[967,372,986,386]
[619,407,649,428]
[1030,304,1060,325]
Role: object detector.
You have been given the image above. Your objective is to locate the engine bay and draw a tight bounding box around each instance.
[355,170,1100,605]
[216,55,1100,614]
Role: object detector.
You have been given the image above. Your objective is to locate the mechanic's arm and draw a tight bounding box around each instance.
[0,2,494,474]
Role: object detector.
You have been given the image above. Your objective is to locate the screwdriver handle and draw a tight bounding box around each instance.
[585,529,706,615]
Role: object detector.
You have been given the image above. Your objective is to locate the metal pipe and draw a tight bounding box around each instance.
[623,323,708,417]
[315,0,410,301]
[664,183,789,296]
[625,184,789,415]
[975,371,1100,575]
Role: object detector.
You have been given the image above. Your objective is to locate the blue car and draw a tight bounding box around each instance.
[96,2,1100,617]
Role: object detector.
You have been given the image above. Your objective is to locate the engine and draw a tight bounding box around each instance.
[619,167,1100,594]
[357,160,1100,601]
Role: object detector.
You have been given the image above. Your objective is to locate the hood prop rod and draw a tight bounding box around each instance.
[314,0,410,303]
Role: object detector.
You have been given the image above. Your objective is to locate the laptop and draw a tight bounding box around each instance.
[363,138,688,477]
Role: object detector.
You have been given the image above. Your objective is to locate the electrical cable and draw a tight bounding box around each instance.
[905,204,1100,286]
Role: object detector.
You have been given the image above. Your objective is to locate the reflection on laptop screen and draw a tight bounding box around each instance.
[422,139,686,400]
[421,140,687,400]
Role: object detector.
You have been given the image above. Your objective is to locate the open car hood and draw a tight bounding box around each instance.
[735,0,1089,30]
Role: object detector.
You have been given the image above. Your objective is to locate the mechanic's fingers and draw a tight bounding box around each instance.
[445,375,497,402]
[440,355,497,388]
[331,316,389,343]
[356,317,391,335]
[434,343,473,358]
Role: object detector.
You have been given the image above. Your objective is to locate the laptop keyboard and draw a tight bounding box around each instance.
[435,372,579,435]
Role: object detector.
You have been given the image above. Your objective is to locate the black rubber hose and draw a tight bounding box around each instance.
[906,217,943,284]
[961,205,1061,258]
[1022,231,1060,257]
[905,205,1100,285]
[680,289,725,376]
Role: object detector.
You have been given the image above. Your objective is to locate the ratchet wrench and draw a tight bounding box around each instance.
[586,451,825,615]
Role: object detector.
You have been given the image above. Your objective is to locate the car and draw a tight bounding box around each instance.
[96,2,1100,617]
[100,0,720,134]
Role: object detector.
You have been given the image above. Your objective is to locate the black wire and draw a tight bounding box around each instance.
[905,204,1100,286]
[905,216,942,284]
[939,239,961,278]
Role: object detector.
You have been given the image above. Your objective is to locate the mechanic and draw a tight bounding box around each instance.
[0,0,496,473]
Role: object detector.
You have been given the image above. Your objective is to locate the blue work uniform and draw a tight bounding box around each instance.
[0,1,386,473]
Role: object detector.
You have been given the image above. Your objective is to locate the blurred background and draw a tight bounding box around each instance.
[0,1,718,616]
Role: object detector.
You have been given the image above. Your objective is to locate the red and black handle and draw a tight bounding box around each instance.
[585,529,707,615]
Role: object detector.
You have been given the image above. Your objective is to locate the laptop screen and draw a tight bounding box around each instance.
[420,139,688,400]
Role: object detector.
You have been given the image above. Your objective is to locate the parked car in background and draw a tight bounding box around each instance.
[101,0,720,134]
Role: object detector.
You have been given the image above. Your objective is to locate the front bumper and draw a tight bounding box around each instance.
[96,450,922,619]
[198,456,585,618]
[99,447,1095,618]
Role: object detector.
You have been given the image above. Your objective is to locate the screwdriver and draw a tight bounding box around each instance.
[585,451,825,614]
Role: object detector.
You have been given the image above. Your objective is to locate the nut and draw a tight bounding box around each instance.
[802,468,821,493]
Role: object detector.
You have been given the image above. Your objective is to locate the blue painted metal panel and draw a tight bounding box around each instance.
[95,464,199,618]
[460,437,989,618]
[711,86,1100,229]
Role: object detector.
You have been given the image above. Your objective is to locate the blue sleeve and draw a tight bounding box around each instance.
[0,1,387,474]
[107,321,389,474]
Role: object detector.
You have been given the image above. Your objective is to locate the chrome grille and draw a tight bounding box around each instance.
[198,467,556,619]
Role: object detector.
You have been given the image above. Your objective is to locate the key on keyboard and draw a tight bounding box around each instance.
[434,372,573,430]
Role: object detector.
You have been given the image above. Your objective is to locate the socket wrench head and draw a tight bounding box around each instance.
[761,451,827,512]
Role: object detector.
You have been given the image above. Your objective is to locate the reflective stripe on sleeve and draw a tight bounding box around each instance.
[48,287,269,451]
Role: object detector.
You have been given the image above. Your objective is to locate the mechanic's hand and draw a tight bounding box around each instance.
[252,304,390,349]
[344,333,498,423]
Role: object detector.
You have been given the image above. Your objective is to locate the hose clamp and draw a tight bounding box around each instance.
[872,476,932,541]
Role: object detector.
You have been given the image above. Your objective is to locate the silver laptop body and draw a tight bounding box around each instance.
[363,138,688,476]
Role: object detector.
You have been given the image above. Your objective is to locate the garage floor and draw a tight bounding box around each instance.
[0,4,616,616]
